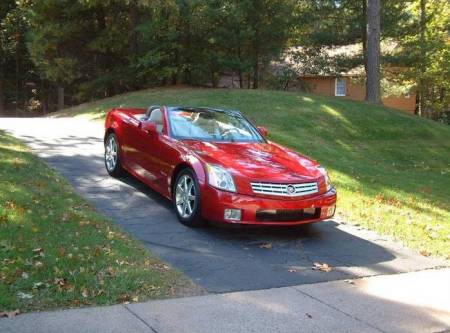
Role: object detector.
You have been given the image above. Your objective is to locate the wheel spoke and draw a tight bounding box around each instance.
[183,176,188,191]
[182,202,188,217]
[186,202,193,214]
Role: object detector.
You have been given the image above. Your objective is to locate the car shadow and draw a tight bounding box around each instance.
[110,170,405,293]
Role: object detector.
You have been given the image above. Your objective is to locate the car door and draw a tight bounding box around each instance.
[131,108,168,193]
[119,111,143,171]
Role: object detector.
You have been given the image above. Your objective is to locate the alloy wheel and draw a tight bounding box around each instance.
[105,135,118,172]
[175,174,196,218]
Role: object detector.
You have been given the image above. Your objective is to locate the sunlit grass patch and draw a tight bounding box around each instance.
[0,130,200,313]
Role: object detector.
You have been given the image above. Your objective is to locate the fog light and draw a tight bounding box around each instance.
[224,209,242,221]
[326,205,336,217]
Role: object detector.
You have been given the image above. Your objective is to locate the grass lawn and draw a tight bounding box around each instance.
[55,87,450,259]
[0,130,200,313]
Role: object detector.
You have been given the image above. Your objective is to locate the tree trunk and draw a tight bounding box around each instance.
[129,0,139,56]
[211,69,218,88]
[418,0,427,116]
[362,0,368,75]
[365,0,381,104]
[57,87,64,110]
[0,80,5,115]
[253,62,259,89]
[252,26,259,89]
[237,43,243,88]
[238,70,243,89]
[253,48,259,89]
[15,45,19,111]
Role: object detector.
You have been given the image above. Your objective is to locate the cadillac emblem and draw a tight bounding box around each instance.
[287,185,296,195]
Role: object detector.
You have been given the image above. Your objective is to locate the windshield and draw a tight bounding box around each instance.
[168,108,264,143]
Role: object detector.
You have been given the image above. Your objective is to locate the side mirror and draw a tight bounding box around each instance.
[141,121,157,134]
[257,126,268,138]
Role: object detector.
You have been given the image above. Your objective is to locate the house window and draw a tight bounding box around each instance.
[335,78,346,96]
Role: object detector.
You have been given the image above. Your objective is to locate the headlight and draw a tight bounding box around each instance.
[317,166,332,191]
[206,164,236,192]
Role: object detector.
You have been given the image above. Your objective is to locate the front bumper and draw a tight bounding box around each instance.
[201,186,337,226]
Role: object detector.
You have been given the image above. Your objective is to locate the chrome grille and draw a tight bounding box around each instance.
[250,182,319,197]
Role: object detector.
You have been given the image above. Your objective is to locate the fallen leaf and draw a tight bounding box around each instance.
[81,289,89,298]
[419,250,431,257]
[32,282,45,289]
[54,277,66,286]
[0,310,19,318]
[312,262,333,272]
[66,284,75,292]
[117,294,132,303]
[71,299,81,306]
[58,246,66,257]
[96,289,105,296]
[259,242,272,249]
[106,267,116,277]
[32,247,43,254]
[17,292,33,299]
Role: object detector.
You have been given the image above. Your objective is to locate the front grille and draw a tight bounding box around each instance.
[256,208,320,222]
[250,181,318,197]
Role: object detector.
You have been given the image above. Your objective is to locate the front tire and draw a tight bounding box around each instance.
[173,169,205,227]
[104,133,124,177]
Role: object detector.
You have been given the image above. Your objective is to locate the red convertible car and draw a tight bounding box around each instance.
[104,106,336,227]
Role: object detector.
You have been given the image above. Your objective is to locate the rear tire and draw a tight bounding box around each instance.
[173,169,206,227]
[104,132,124,177]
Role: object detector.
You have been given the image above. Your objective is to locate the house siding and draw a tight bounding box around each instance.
[300,76,416,113]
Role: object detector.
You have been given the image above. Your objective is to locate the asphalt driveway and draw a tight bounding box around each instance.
[0,118,445,293]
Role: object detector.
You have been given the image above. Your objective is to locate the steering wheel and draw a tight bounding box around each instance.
[221,128,240,139]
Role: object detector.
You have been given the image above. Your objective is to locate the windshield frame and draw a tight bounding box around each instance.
[167,107,266,143]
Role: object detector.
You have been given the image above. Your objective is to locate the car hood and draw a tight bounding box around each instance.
[182,140,322,182]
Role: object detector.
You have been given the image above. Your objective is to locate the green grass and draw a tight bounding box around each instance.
[0,130,200,313]
[55,87,450,259]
